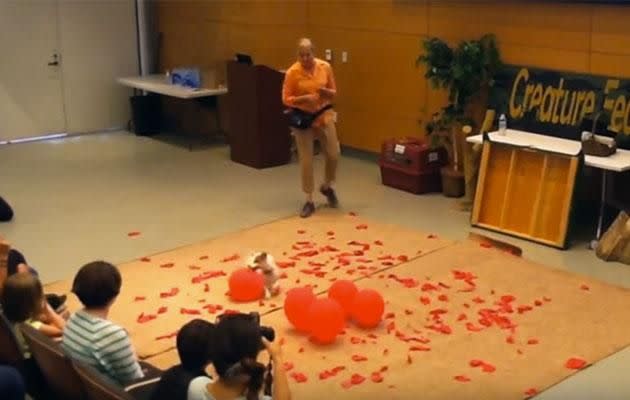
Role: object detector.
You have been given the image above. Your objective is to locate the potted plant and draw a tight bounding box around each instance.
[417,34,502,197]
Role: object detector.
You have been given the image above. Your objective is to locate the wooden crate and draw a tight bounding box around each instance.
[471,140,580,248]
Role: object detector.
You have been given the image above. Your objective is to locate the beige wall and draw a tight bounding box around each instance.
[157,0,630,152]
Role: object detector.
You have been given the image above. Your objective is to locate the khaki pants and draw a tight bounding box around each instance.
[292,120,340,194]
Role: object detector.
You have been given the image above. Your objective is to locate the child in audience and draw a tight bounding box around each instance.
[187,313,291,400]
[0,273,66,357]
[150,319,217,400]
[7,247,68,316]
[62,261,144,385]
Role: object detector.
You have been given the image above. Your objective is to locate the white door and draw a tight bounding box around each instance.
[0,0,67,141]
[57,0,138,133]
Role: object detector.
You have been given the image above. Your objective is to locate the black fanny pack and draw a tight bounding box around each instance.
[287,104,333,130]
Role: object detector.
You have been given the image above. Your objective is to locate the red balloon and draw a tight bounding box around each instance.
[284,287,316,332]
[308,298,345,345]
[228,268,265,302]
[351,289,385,329]
[328,280,358,316]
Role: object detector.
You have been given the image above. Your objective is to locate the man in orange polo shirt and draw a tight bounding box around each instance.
[282,38,340,218]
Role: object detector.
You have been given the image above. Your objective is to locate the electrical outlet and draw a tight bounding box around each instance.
[325,49,332,61]
[342,51,348,63]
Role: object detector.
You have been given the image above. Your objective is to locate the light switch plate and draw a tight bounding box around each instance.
[342,51,348,63]
[325,49,332,61]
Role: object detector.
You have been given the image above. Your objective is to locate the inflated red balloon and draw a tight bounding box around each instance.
[284,287,316,332]
[328,280,358,317]
[308,298,345,345]
[228,268,265,302]
[351,289,385,329]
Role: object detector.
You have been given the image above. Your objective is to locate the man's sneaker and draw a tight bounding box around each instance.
[320,185,339,208]
[300,201,315,218]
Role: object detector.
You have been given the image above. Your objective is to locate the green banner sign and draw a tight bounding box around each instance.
[492,65,630,140]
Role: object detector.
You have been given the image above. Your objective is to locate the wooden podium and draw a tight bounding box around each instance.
[226,61,290,169]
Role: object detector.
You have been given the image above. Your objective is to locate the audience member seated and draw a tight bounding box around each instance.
[0,196,13,222]
[187,313,291,400]
[62,261,144,385]
[0,365,25,400]
[0,273,66,358]
[150,319,217,400]
[7,247,68,316]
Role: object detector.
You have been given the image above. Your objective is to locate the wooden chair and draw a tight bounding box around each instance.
[0,313,48,397]
[72,361,135,400]
[20,323,86,400]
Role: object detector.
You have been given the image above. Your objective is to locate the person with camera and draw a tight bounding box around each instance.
[282,38,340,219]
[187,313,291,400]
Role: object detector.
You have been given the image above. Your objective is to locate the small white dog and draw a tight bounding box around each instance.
[247,251,281,299]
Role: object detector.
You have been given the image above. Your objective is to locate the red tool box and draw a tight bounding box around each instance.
[379,138,446,194]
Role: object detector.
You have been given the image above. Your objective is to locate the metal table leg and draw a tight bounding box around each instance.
[590,170,608,250]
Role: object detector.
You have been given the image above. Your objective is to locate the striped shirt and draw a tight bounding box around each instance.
[62,310,143,385]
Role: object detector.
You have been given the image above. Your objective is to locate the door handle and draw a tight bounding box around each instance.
[47,53,60,66]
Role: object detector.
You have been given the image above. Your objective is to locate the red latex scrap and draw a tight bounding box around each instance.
[191,270,226,284]
[356,224,368,230]
[155,331,178,340]
[127,231,141,237]
[565,357,588,370]
[296,250,319,257]
[534,300,543,307]
[457,313,467,321]
[297,230,306,234]
[397,255,409,262]
[204,283,210,293]
[321,245,339,252]
[405,309,414,315]
[351,373,366,385]
[370,372,384,383]
[160,263,175,269]
[409,346,431,352]
[421,283,439,292]
[351,354,368,362]
[427,234,438,239]
[580,284,590,291]
[388,274,419,288]
[160,287,179,298]
[277,261,296,269]
[386,321,396,334]
[134,296,146,302]
[180,308,201,315]
[189,265,202,270]
[374,240,383,246]
[454,375,470,382]
[425,323,452,335]
[157,306,168,314]
[283,362,294,371]
[407,354,413,364]
[199,255,209,260]
[290,372,308,383]
[517,305,533,314]
[349,212,357,216]
[472,297,485,304]
[438,294,449,302]
[419,296,431,305]
[350,336,362,344]
[140,257,151,262]
[469,359,496,373]
[137,312,156,324]
[524,388,538,398]
[221,254,240,263]
[527,339,539,345]
[466,323,483,332]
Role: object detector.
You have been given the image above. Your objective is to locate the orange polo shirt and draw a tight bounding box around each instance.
[282,58,336,127]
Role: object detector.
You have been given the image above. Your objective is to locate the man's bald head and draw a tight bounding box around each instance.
[297,38,315,69]
[298,38,314,51]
